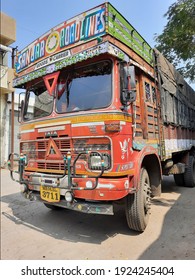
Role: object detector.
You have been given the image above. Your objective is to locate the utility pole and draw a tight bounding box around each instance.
[11,47,17,168]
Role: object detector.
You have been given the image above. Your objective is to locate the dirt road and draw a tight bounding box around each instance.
[1,168,195,260]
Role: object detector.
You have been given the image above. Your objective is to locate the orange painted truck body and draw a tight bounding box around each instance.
[9,2,195,232]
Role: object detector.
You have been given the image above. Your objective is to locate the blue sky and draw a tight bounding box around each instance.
[2,0,175,50]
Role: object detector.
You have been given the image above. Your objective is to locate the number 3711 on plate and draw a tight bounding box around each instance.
[40,186,60,202]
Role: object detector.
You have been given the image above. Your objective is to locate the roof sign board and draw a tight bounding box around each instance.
[13,41,128,87]
[15,4,106,74]
[14,2,153,87]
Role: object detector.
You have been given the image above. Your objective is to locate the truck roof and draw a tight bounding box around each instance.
[13,2,153,88]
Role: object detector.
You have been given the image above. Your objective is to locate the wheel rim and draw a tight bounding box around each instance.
[143,179,151,215]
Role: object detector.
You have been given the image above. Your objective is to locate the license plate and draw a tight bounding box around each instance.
[40,186,60,202]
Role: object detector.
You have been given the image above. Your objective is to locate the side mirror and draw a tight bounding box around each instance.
[121,65,136,105]
[18,99,24,110]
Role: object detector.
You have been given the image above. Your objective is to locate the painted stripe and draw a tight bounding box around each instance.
[20,129,35,134]
[21,113,132,131]
[24,166,135,176]
[35,121,70,128]
[38,125,65,133]
[133,140,158,150]
[164,139,195,153]
[72,122,104,127]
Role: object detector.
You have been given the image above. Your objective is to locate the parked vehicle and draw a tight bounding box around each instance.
[9,2,195,232]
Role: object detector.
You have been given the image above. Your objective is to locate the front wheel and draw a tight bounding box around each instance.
[125,168,151,232]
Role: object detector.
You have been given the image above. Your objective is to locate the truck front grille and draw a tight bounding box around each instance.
[37,137,71,159]
[37,162,65,170]
[23,136,111,172]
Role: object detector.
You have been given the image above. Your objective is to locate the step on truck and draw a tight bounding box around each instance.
[8,2,195,232]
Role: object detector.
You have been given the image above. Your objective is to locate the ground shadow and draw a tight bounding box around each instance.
[139,176,195,260]
[1,192,138,245]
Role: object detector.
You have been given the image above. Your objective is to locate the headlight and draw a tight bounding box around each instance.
[89,153,110,170]
[65,191,73,202]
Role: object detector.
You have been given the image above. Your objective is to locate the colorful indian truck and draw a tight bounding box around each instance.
[9,2,195,232]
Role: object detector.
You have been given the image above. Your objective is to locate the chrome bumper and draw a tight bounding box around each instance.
[34,192,114,215]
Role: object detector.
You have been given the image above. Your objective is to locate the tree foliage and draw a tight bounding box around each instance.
[155,0,195,82]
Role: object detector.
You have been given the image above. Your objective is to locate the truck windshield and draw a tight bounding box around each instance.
[56,60,112,113]
[23,80,53,121]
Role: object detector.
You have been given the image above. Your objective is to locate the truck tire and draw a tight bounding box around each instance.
[125,168,151,232]
[174,174,185,186]
[184,155,195,187]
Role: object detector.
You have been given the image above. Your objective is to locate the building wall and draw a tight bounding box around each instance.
[0,94,8,166]
[0,12,16,45]
[0,12,16,167]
